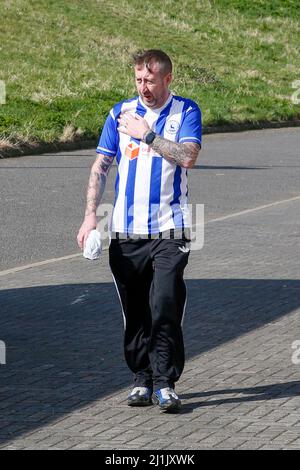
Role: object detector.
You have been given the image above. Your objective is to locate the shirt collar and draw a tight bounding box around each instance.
[138,92,173,114]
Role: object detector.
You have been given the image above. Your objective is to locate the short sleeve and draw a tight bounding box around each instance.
[178,103,202,146]
[96,110,118,157]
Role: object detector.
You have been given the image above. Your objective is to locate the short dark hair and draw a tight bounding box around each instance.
[132,49,172,76]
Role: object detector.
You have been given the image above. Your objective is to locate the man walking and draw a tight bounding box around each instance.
[77,50,201,412]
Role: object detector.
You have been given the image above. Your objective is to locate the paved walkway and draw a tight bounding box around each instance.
[1,128,300,450]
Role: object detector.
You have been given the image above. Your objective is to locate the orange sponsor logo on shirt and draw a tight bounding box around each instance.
[125,142,140,160]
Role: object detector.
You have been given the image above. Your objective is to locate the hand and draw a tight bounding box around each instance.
[77,214,97,250]
[117,112,150,141]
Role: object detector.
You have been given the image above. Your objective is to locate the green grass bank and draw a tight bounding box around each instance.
[0,0,299,152]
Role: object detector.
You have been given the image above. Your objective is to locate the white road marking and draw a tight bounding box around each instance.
[0,253,82,277]
[0,195,299,276]
[205,195,300,225]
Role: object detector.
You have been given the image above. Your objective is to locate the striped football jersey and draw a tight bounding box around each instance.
[96,93,202,235]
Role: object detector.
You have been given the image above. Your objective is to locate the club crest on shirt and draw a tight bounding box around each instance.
[165,120,180,135]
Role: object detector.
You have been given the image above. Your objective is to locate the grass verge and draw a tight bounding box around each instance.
[0,0,299,151]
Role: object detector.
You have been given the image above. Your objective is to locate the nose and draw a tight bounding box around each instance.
[141,80,148,94]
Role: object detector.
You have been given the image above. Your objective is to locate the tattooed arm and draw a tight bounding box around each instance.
[84,155,113,217]
[150,136,200,169]
[77,153,114,249]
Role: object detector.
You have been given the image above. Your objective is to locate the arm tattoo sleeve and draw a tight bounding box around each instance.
[150,136,200,168]
[85,154,114,217]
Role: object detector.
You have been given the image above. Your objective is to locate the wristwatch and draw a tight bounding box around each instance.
[144,130,156,145]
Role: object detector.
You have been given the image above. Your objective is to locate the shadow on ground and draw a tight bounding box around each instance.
[0,278,299,441]
[180,381,300,414]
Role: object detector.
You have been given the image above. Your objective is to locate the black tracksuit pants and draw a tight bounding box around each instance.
[109,235,190,391]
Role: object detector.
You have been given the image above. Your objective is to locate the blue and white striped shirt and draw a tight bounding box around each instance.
[97,93,202,235]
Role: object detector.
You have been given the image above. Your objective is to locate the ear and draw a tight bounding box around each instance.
[164,72,172,87]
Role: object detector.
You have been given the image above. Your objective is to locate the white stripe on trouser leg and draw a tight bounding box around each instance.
[110,271,127,331]
[181,280,188,327]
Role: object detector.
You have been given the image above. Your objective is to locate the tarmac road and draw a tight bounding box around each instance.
[0,127,299,271]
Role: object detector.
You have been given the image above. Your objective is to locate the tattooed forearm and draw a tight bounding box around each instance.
[150,136,200,168]
[84,154,114,217]
[85,171,105,217]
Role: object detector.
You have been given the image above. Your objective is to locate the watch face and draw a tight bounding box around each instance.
[146,132,155,144]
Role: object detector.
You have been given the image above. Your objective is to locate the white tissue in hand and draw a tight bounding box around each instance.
[83,230,102,260]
